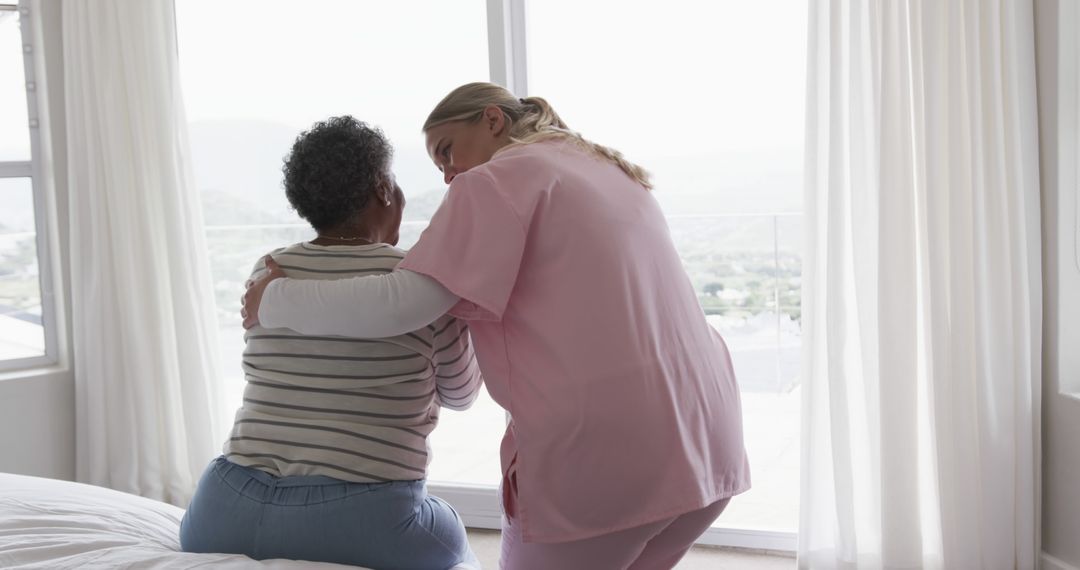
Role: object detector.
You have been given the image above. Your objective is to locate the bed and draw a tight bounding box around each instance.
[0,472,367,569]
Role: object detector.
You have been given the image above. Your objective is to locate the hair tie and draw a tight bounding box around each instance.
[519,97,527,105]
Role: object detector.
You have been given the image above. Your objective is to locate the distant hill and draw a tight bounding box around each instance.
[189,119,448,224]
[402,187,446,221]
[188,120,299,224]
[188,119,802,226]
[643,150,803,216]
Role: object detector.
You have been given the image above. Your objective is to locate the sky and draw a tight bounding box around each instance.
[175,0,807,215]
[175,1,489,170]
[527,0,807,155]
[0,10,31,162]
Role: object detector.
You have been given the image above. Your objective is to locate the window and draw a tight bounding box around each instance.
[175,0,505,490]
[178,0,805,549]
[527,0,805,545]
[0,2,54,370]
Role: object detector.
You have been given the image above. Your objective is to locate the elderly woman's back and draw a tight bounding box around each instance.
[228,241,478,483]
[180,116,482,569]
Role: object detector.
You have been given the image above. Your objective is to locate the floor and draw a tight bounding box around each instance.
[465,529,795,569]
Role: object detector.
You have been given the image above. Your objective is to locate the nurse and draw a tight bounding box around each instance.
[243,82,750,569]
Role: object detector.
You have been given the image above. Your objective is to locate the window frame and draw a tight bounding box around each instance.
[0,1,59,373]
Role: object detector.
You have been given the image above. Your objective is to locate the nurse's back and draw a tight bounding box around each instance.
[405,137,751,542]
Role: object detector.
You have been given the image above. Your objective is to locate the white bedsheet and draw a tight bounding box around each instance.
[0,473,365,569]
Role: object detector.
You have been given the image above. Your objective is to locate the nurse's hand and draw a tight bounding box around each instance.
[241,255,286,330]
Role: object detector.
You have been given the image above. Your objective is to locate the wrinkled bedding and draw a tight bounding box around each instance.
[0,473,364,569]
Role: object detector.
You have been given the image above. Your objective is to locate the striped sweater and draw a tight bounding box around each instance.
[224,241,483,482]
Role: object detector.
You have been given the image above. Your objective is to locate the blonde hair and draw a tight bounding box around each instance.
[422,82,653,190]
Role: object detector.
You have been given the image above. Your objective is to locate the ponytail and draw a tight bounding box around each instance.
[423,82,653,190]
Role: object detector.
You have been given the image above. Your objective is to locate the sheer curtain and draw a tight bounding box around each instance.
[63,0,225,507]
[800,1,1041,568]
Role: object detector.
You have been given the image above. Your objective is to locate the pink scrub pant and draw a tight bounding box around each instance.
[499,498,730,570]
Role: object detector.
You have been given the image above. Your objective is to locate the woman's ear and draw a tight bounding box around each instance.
[376,176,393,207]
[483,104,508,136]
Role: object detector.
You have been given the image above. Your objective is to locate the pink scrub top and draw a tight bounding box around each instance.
[399,139,750,543]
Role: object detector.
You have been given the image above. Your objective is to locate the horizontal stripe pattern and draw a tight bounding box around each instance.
[225,242,482,483]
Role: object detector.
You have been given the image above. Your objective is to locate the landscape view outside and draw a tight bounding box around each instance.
[0,10,44,362]
[0,0,805,534]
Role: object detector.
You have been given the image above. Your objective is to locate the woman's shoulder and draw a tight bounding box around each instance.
[247,245,290,274]
[272,241,406,258]
[491,137,574,163]
[250,242,405,276]
[466,139,573,191]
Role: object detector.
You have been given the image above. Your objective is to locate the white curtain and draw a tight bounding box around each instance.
[63,0,226,507]
[800,1,1041,568]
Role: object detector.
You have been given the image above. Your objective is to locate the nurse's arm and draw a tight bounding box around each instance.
[242,255,460,338]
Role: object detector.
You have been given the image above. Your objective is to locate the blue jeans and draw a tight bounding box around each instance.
[180,457,478,570]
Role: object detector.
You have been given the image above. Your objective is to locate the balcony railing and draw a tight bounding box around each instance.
[203,213,802,396]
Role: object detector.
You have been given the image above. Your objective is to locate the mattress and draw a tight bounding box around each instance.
[0,472,365,569]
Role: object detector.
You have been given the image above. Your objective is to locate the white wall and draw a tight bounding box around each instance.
[1036,1,1080,568]
[0,0,74,482]
[0,370,73,478]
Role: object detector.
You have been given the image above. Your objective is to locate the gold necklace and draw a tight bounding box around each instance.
[315,235,374,243]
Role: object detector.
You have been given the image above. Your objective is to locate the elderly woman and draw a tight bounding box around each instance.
[180,116,482,570]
